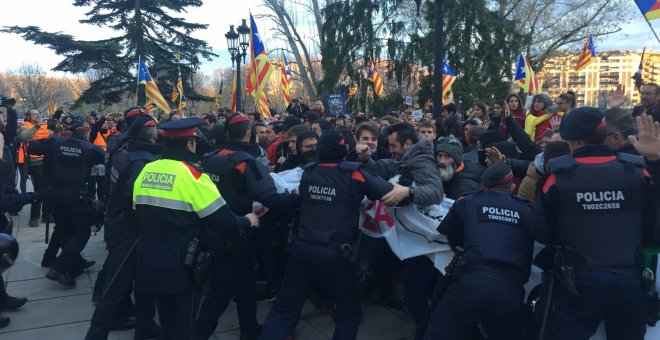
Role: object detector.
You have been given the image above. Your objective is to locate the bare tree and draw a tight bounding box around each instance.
[497,0,633,67]
[7,63,61,112]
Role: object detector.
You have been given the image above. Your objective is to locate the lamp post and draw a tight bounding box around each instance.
[225,19,250,112]
[416,0,444,118]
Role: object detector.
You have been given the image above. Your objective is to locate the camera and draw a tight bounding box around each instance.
[0,96,16,108]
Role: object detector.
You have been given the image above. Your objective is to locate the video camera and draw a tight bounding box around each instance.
[0,95,16,109]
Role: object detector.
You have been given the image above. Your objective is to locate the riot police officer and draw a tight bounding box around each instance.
[423,162,534,340]
[260,129,394,340]
[86,114,161,340]
[534,107,658,339]
[131,118,259,340]
[28,121,105,286]
[196,114,301,340]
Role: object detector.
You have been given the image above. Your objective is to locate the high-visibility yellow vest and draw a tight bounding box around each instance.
[133,159,226,218]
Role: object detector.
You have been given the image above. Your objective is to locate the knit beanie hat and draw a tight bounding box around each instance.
[435,137,463,165]
[317,129,347,162]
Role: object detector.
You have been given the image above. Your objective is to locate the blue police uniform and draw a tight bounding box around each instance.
[534,107,658,340]
[195,115,301,340]
[424,163,534,340]
[260,129,393,340]
[86,115,161,340]
[535,147,656,340]
[28,126,105,285]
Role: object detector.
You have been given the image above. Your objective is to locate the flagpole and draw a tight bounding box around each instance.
[136,56,140,106]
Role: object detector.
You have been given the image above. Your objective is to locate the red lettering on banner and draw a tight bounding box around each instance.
[375,202,394,229]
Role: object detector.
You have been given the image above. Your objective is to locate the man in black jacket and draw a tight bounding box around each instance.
[435,137,483,200]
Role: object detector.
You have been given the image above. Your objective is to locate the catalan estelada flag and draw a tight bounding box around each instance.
[575,35,596,72]
[230,71,237,113]
[47,95,56,115]
[215,79,223,110]
[246,13,273,100]
[281,54,292,108]
[259,91,271,119]
[514,54,540,95]
[635,0,660,20]
[138,57,171,113]
[144,99,158,113]
[441,61,456,103]
[367,58,385,97]
[176,71,186,111]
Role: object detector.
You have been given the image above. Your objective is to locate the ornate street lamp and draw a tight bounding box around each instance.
[226,19,250,112]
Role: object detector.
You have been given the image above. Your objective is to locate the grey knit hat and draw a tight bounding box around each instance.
[435,136,463,165]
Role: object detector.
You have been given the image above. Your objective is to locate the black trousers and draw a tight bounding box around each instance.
[28,165,46,220]
[144,290,194,340]
[86,233,156,340]
[43,189,91,274]
[193,244,259,339]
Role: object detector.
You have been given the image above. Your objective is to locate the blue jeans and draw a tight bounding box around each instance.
[260,240,362,340]
[544,271,645,340]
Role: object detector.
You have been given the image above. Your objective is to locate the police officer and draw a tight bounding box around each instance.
[28,121,105,286]
[534,107,658,339]
[0,233,20,328]
[86,115,161,340]
[260,129,394,340]
[131,118,259,340]
[196,114,301,340]
[423,162,534,340]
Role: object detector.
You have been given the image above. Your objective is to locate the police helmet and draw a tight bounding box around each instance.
[0,233,19,273]
[0,213,13,235]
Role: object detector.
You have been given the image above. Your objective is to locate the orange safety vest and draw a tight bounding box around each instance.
[93,129,116,151]
[20,121,50,159]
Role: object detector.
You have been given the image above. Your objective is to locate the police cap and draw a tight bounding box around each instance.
[127,114,157,138]
[317,128,347,162]
[70,120,90,132]
[124,106,147,118]
[481,162,513,189]
[158,117,200,138]
[559,107,605,141]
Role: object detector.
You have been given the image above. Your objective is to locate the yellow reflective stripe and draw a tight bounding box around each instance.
[196,196,226,218]
[133,195,193,212]
[133,159,225,217]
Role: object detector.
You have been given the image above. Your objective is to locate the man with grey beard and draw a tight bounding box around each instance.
[435,137,483,200]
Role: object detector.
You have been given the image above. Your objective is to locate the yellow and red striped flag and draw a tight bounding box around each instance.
[367,58,385,97]
[137,57,171,113]
[144,99,158,113]
[281,54,292,107]
[259,91,271,119]
[514,54,540,95]
[441,61,456,104]
[230,71,237,113]
[575,35,596,72]
[47,95,56,115]
[215,79,223,110]
[245,13,273,101]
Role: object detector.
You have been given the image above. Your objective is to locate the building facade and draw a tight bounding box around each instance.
[539,50,659,109]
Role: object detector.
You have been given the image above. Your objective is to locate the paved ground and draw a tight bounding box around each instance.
[0,204,416,340]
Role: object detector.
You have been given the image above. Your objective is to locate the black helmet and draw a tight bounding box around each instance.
[0,213,13,235]
[0,233,18,273]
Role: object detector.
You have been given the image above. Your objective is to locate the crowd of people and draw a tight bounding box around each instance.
[0,83,658,340]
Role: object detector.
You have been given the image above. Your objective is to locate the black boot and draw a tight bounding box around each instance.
[0,315,9,328]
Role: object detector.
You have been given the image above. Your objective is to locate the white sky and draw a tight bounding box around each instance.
[0,0,269,75]
[1,0,659,77]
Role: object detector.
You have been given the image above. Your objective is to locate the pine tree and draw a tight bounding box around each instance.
[4,0,216,105]
[396,0,529,110]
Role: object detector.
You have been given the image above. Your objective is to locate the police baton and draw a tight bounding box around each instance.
[538,269,555,340]
[44,205,49,244]
[101,237,138,299]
